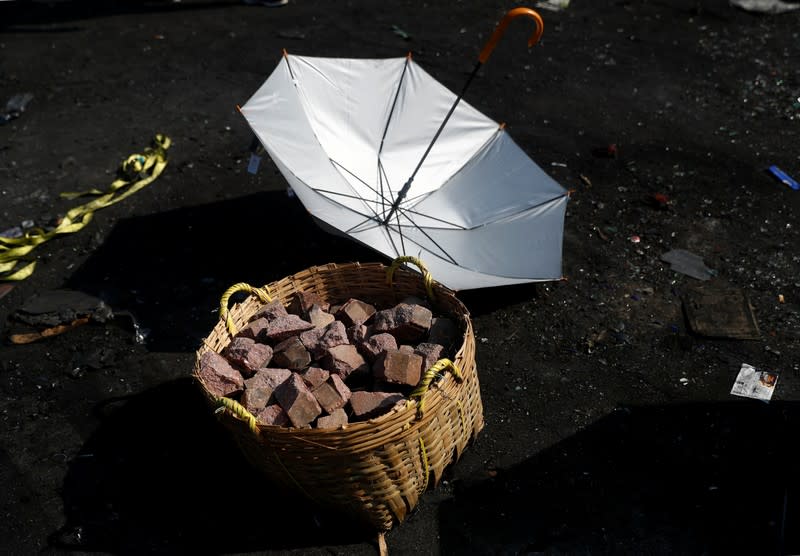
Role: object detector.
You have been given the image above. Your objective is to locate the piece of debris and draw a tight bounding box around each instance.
[730,363,778,401]
[767,165,799,190]
[13,289,113,327]
[391,24,411,40]
[730,0,800,14]
[535,0,570,11]
[661,249,714,281]
[683,284,761,340]
[0,93,33,125]
[9,317,91,345]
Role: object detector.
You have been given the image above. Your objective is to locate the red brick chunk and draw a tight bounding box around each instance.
[300,320,348,360]
[256,404,290,427]
[244,368,292,403]
[224,337,273,376]
[313,373,352,413]
[289,290,330,316]
[250,299,289,323]
[373,349,423,387]
[316,408,348,429]
[197,351,244,397]
[349,391,405,420]
[237,317,268,341]
[321,344,369,380]
[271,336,312,370]
[335,298,376,327]
[414,342,445,373]
[308,305,335,329]
[299,366,330,389]
[241,386,272,414]
[372,303,432,343]
[347,323,369,344]
[274,373,323,428]
[359,333,398,363]
[264,314,315,343]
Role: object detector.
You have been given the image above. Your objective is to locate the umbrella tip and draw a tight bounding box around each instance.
[406,51,413,60]
[498,122,506,130]
[235,104,242,113]
[282,48,288,58]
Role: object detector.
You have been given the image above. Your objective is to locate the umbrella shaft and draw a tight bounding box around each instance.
[383,61,483,225]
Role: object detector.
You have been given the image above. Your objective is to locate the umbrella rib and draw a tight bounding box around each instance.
[376,58,409,222]
[328,159,395,206]
[378,56,410,157]
[394,205,458,265]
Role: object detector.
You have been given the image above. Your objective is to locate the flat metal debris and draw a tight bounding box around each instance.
[683,284,760,339]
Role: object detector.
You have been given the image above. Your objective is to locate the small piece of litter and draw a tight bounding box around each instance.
[730,363,778,401]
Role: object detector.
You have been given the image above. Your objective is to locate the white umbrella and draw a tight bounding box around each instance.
[240,8,569,290]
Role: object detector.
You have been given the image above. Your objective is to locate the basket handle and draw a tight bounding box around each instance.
[215,396,259,434]
[219,282,273,335]
[408,358,462,418]
[386,256,435,300]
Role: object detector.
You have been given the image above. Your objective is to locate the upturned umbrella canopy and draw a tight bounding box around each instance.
[240,8,569,290]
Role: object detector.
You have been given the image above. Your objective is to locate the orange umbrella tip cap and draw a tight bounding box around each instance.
[282,48,288,57]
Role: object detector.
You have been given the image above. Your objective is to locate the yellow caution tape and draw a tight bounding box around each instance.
[0,134,171,282]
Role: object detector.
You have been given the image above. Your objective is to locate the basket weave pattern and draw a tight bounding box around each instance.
[194,262,484,531]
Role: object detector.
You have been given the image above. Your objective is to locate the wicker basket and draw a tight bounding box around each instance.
[193,258,484,532]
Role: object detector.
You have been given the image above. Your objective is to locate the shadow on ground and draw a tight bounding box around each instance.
[439,401,799,555]
[65,191,379,352]
[64,190,538,351]
[51,377,375,553]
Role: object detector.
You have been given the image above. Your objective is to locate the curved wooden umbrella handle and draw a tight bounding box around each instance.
[478,7,544,64]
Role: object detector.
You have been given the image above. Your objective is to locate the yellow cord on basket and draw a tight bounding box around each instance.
[0,135,171,282]
[219,282,273,335]
[418,437,430,493]
[386,256,435,300]
[216,396,259,434]
[408,358,462,419]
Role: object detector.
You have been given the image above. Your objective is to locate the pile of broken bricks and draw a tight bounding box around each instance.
[197,291,462,429]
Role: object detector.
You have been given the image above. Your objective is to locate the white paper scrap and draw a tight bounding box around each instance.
[730,363,778,401]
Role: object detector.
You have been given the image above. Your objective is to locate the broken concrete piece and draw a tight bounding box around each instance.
[250,299,289,323]
[274,372,323,428]
[347,323,369,344]
[299,366,330,389]
[256,404,290,427]
[372,303,432,343]
[414,342,445,372]
[271,336,312,370]
[359,332,398,363]
[316,407,348,429]
[244,368,292,403]
[300,320,349,360]
[197,351,244,397]
[264,314,315,343]
[237,317,268,342]
[321,344,369,380]
[373,349,423,386]
[308,304,336,329]
[224,336,273,376]
[241,386,273,414]
[349,391,405,420]
[335,298,376,327]
[289,290,330,316]
[313,373,352,413]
